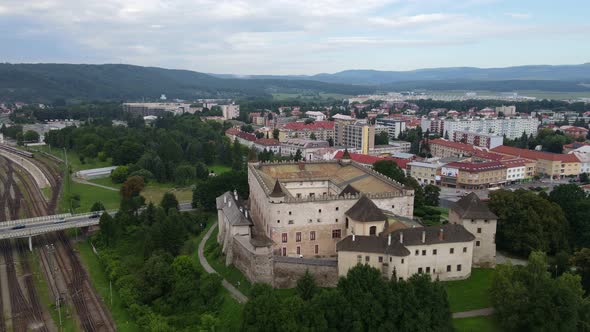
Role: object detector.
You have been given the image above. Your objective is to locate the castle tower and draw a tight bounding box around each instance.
[449,192,497,267]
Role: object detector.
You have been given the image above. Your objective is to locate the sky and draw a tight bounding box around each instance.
[0,0,589,75]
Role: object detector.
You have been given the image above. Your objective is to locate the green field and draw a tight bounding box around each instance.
[60,180,120,213]
[445,268,495,312]
[32,145,111,172]
[453,316,502,332]
[76,241,141,332]
[208,164,232,175]
[272,92,351,100]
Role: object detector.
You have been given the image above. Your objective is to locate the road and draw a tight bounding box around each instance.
[198,223,248,304]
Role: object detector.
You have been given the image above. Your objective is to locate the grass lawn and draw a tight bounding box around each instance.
[445,268,495,313]
[191,218,244,331]
[208,164,232,175]
[76,241,141,332]
[204,226,253,296]
[433,207,449,221]
[88,178,193,204]
[32,145,111,171]
[88,177,121,189]
[60,180,120,213]
[453,316,502,332]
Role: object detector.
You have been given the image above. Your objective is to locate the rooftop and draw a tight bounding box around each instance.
[282,121,334,131]
[345,195,387,222]
[445,161,505,172]
[452,192,498,220]
[429,139,475,153]
[492,145,580,163]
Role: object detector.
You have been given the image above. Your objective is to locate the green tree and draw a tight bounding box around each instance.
[111,166,130,183]
[309,132,317,140]
[160,192,179,213]
[572,248,590,293]
[294,149,303,161]
[373,160,405,183]
[23,130,40,143]
[375,131,389,145]
[272,128,280,140]
[296,270,318,301]
[424,184,440,206]
[232,138,243,171]
[90,201,105,212]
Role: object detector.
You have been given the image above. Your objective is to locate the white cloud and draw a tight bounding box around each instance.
[369,13,458,28]
[505,12,531,19]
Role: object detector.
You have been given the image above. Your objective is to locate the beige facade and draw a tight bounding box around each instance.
[448,193,497,267]
[248,160,415,258]
[407,161,442,184]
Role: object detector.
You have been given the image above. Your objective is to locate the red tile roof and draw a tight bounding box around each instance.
[334,151,411,169]
[254,138,280,146]
[429,139,475,152]
[282,121,334,131]
[445,161,505,172]
[472,150,505,161]
[492,145,580,163]
[500,158,531,168]
[226,128,256,142]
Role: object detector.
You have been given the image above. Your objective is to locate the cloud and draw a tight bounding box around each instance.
[368,13,459,28]
[505,12,531,19]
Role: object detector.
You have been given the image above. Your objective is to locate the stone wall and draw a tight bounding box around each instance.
[273,256,338,288]
[231,236,274,285]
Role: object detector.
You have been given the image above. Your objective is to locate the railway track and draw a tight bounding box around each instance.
[0,240,49,332]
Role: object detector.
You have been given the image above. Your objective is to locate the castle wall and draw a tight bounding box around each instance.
[272,256,339,288]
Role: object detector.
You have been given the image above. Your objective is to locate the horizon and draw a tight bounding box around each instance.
[1,0,589,75]
[3,61,590,77]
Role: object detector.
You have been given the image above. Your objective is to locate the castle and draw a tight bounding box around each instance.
[217,159,496,287]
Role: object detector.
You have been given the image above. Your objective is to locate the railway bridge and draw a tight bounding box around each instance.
[0,202,194,250]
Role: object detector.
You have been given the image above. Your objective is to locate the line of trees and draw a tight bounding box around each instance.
[242,265,453,332]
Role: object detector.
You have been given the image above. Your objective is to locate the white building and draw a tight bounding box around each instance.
[501,159,527,183]
[440,117,539,140]
[375,118,407,139]
[305,111,327,121]
[496,105,517,116]
[280,138,330,160]
[452,130,503,149]
[573,152,590,174]
[220,104,240,120]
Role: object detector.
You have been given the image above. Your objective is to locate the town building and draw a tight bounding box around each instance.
[559,126,589,139]
[429,139,475,158]
[441,161,506,189]
[367,142,411,155]
[492,145,580,178]
[279,121,334,142]
[452,130,503,149]
[406,161,444,185]
[305,111,327,121]
[334,120,375,154]
[280,138,330,160]
[421,116,539,140]
[375,118,407,139]
[122,102,194,116]
[220,104,240,120]
[495,105,517,116]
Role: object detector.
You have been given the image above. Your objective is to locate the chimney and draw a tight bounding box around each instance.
[245,210,249,218]
[352,234,356,242]
[228,201,232,208]
[421,230,426,243]
[388,234,391,246]
[439,228,444,241]
[399,232,403,244]
[224,195,227,204]
[239,207,243,213]
[234,189,238,201]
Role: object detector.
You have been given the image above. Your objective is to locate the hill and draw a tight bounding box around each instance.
[0,63,374,102]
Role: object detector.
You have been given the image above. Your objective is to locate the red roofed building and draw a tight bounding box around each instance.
[492,145,580,178]
[562,126,589,139]
[441,161,506,189]
[563,141,590,153]
[280,121,335,141]
[334,151,411,170]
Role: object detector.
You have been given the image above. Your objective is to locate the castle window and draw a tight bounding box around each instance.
[345,218,349,228]
[476,241,481,247]
[378,256,383,263]
[318,209,322,213]
[418,267,423,274]
[289,211,292,215]
[457,264,462,272]
[309,193,315,198]
[450,248,455,254]
[365,256,370,262]
[288,220,294,224]
[463,247,467,253]
[332,229,341,239]
[369,226,377,236]
[335,219,339,223]
[335,207,339,211]
[297,193,302,198]
[315,245,319,254]
[390,257,393,262]
[296,246,301,255]
[391,205,395,209]
[310,231,316,241]
[426,267,431,273]
[484,219,489,223]
[357,255,362,263]
[477,228,482,233]
[296,232,302,242]
[433,249,437,255]
[447,265,451,272]
[471,219,475,223]
[415,250,419,256]
[281,233,288,243]
[422,250,426,256]
[401,259,404,264]
[277,219,280,224]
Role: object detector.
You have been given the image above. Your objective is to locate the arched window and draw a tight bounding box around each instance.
[369,226,377,236]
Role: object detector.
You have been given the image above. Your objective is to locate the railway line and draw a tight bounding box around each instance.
[0,146,116,331]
